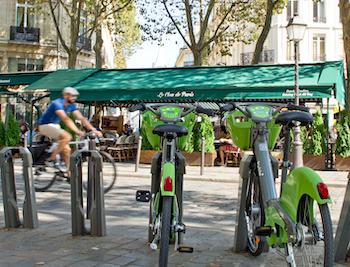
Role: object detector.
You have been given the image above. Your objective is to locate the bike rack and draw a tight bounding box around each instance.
[0,147,38,229]
[149,151,186,244]
[334,172,350,262]
[70,150,106,236]
[233,154,279,253]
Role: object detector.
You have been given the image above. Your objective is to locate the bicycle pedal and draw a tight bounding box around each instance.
[178,247,193,253]
[136,190,151,202]
[255,226,275,236]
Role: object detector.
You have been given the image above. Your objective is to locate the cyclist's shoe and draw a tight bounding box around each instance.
[45,159,58,169]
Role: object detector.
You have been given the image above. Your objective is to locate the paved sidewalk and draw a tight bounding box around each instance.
[0,161,349,266]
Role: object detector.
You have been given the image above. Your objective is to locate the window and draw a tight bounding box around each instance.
[286,0,298,21]
[287,39,293,61]
[313,0,326,23]
[313,36,326,62]
[8,57,44,72]
[16,0,35,28]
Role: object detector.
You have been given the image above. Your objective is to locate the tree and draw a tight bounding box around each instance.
[0,118,5,147]
[138,0,266,66]
[103,2,142,68]
[5,111,20,147]
[336,110,350,157]
[41,0,101,69]
[339,0,350,112]
[308,110,326,156]
[93,0,141,68]
[251,0,286,65]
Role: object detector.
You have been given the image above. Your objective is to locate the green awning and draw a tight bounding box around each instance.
[25,68,100,91]
[24,61,347,107]
[0,71,52,86]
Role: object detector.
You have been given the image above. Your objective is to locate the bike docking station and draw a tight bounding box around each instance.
[334,172,350,262]
[0,147,39,229]
[136,151,186,244]
[70,134,106,237]
[233,153,279,253]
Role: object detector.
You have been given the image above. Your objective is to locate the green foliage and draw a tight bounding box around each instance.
[336,110,350,157]
[59,113,77,146]
[5,111,20,146]
[308,110,326,155]
[0,118,6,147]
[140,124,153,150]
[193,117,215,152]
[141,116,215,153]
[138,0,269,65]
[301,126,309,154]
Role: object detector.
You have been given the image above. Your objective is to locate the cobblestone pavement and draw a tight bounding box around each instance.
[0,162,349,266]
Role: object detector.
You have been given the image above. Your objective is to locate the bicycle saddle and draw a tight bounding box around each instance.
[153,124,188,137]
[275,111,313,127]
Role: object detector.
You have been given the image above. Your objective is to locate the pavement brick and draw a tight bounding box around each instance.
[1,161,349,266]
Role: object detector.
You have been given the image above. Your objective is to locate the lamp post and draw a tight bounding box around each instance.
[286,14,307,169]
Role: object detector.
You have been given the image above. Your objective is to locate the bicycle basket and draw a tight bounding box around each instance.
[226,111,282,150]
[142,111,196,150]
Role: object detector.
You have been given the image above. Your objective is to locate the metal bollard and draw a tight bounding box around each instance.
[0,147,38,229]
[334,172,350,262]
[200,137,205,175]
[135,136,142,172]
[70,150,106,236]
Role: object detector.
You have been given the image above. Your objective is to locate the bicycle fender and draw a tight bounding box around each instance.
[161,162,175,196]
[280,167,332,222]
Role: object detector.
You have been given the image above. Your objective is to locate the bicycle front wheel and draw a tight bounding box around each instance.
[159,196,172,267]
[286,196,334,266]
[33,165,56,192]
[82,151,117,194]
[245,165,267,256]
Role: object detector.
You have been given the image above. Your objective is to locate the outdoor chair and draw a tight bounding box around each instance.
[107,135,127,162]
[224,148,242,167]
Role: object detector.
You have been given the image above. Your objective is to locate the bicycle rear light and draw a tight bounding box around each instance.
[164,176,173,191]
[317,182,329,199]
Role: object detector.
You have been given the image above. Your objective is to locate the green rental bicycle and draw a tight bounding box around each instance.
[130,102,213,267]
[222,102,334,266]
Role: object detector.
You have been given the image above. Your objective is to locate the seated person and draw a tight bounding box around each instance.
[215,125,230,166]
[218,138,239,166]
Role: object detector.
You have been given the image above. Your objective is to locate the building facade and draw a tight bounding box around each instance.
[0,0,115,123]
[208,0,344,66]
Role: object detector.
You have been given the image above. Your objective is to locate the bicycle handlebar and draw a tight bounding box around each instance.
[286,102,310,112]
[129,103,146,112]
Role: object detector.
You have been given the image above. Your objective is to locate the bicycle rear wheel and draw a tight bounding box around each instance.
[33,165,56,192]
[245,163,268,256]
[159,196,172,267]
[82,151,117,194]
[286,195,334,266]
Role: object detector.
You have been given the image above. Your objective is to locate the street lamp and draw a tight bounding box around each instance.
[286,14,307,169]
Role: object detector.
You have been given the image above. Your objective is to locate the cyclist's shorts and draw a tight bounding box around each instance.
[38,123,64,140]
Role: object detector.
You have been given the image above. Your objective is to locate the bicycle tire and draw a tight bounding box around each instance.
[82,151,117,194]
[286,196,334,266]
[245,163,268,256]
[159,196,172,267]
[33,165,57,192]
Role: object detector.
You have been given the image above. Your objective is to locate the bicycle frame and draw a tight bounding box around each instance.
[228,103,332,247]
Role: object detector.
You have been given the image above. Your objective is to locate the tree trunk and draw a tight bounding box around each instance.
[68,50,78,69]
[339,0,350,112]
[192,49,203,66]
[94,21,103,68]
[251,0,274,65]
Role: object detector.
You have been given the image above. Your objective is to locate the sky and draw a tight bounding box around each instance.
[126,34,184,69]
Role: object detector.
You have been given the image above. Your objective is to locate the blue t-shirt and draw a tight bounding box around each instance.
[39,97,77,125]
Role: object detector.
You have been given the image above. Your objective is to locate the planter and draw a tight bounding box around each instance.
[180,151,216,166]
[140,150,159,164]
[334,155,350,171]
[302,154,326,170]
[140,150,216,166]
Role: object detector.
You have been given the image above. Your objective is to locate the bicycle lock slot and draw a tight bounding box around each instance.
[0,147,39,229]
[70,149,106,237]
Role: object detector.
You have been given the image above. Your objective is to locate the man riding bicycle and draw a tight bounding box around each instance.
[38,87,102,171]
